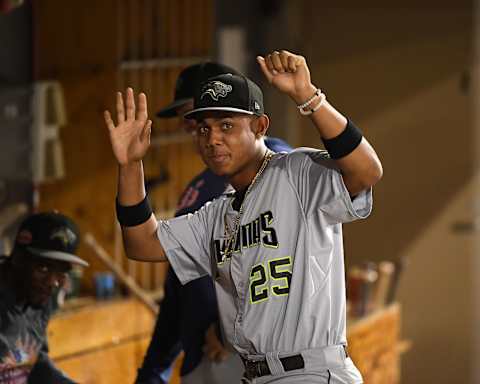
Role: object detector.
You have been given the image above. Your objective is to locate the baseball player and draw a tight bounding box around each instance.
[104,50,383,383]
[0,212,88,384]
[136,62,292,384]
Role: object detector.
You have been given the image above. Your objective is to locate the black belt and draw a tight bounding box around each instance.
[242,354,305,380]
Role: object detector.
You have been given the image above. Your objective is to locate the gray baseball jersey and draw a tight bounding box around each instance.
[157,148,372,372]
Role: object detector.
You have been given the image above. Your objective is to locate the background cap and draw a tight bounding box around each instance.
[184,73,264,119]
[156,62,241,118]
[14,212,88,267]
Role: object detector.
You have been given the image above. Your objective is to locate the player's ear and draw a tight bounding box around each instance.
[252,114,269,138]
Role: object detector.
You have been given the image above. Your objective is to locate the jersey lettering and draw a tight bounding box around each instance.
[241,224,250,248]
[250,219,260,247]
[261,211,278,248]
[213,211,280,264]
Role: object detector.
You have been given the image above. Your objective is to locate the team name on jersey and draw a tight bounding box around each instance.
[214,210,279,264]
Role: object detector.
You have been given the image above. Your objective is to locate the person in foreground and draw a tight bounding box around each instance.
[104,50,383,383]
[136,62,292,384]
[0,212,88,384]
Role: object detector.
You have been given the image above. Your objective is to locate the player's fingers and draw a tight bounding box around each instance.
[280,49,294,56]
[206,348,217,361]
[209,350,219,362]
[270,51,284,73]
[104,110,115,131]
[141,120,152,143]
[202,344,210,354]
[125,87,135,121]
[137,92,148,121]
[213,348,228,363]
[264,54,278,75]
[147,121,152,144]
[218,350,229,362]
[116,92,125,123]
[278,50,290,71]
[256,56,274,83]
[295,55,306,70]
[287,55,297,73]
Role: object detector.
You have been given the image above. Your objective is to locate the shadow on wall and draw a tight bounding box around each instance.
[298,6,473,264]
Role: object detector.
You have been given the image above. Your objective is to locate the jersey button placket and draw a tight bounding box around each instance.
[230,248,247,346]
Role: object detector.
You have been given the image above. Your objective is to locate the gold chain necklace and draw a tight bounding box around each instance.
[223,150,274,258]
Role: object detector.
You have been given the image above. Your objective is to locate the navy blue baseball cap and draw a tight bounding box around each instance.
[156,62,241,118]
[184,74,264,120]
[14,212,88,267]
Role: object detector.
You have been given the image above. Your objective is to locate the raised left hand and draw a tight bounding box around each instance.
[257,50,315,103]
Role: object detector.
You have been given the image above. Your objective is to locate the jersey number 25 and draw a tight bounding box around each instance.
[249,257,292,304]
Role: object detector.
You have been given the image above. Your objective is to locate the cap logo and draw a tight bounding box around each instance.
[16,230,32,245]
[51,227,77,247]
[201,81,232,101]
[254,101,260,111]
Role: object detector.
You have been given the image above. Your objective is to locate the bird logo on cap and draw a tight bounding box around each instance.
[201,81,232,101]
[51,227,77,247]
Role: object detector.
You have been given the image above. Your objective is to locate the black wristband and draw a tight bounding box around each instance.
[323,118,363,159]
[116,195,153,227]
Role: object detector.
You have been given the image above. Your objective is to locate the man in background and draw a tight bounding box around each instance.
[0,212,89,384]
[135,62,292,384]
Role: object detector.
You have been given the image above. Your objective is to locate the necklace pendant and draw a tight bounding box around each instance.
[222,150,273,258]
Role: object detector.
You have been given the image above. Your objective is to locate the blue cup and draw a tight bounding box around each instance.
[94,272,116,300]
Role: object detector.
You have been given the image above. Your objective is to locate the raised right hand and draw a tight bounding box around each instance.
[104,88,152,166]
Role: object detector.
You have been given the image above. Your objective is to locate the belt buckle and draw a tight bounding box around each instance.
[244,360,257,380]
[244,359,265,380]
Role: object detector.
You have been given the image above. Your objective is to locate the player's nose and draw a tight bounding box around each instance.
[206,127,224,146]
[46,274,60,288]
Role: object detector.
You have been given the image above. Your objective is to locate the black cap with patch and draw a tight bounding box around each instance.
[184,74,264,120]
[14,212,88,267]
[156,62,241,118]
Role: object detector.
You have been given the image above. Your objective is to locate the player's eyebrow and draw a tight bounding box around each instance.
[197,115,238,126]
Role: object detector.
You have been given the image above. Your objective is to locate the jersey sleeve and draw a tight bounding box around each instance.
[285,148,372,224]
[157,202,215,285]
